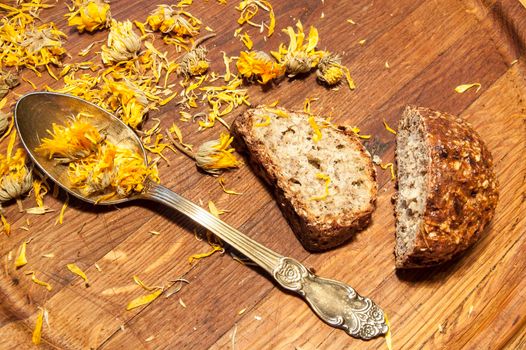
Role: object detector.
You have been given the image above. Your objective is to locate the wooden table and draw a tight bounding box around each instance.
[1,0,525,349]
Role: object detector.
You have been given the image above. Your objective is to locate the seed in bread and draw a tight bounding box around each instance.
[395,106,499,268]
[232,106,377,251]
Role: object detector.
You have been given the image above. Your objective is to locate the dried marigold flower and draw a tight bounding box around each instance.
[146,5,201,36]
[195,133,240,175]
[0,148,33,204]
[68,141,158,198]
[178,46,209,77]
[0,111,9,136]
[271,21,323,77]
[316,54,344,85]
[236,50,284,84]
[0,97,11,136]
[0,70,20,99]
[36,114,103,163]
[101,20,141,64]
[66,0,111,33]
[316,53,355,90]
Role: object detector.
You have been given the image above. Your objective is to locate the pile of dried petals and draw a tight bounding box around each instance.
[66,0,111,33]
[236,0,275,37]
[0,1,67,78]
[146,5,201,50]
[36,116,159,200]
[51,30,178,130]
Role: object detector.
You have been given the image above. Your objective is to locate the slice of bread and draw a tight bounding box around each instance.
[232,106,377,251]
[395,106,499,268]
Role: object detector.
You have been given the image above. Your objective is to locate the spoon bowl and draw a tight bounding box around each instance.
[14,92,388,340]
[15,91,145,205]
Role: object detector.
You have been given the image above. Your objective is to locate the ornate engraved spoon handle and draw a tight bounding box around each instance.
[144,183,388,340]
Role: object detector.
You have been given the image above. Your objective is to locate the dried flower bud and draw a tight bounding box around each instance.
[195,133,240,175]
[0,71,20,99]
[0,111,9,136]
[67,0,111,33]
[101,20,142,64]
[270,21,323,78]
[0,149,33,204]
[316,54,344,85]
[36,115,103,163]
[283,51,314,77]
[178,47,209,78]
[316,53,355,90]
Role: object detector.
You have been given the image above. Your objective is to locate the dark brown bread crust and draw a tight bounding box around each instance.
[396,106,499,268]
[232,107,377,252]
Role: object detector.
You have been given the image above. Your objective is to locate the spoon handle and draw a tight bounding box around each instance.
[144,183,388,340]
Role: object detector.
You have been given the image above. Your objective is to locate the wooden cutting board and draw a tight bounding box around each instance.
[1,0,525,349]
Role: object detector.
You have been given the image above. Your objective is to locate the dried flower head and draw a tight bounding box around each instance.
[0,148,33,204]
[271,21,323,77]
[0,70,20,99]
[36,114,103,163]
[101,20,141,64]
[236,50,284,84]
[0,111,9,136]
[146,5,201,36]
[178,46,209,77]
[0,98,11,136]
[195,133,240,175]
[66,0,111,33]
[68,142,114,195]
[316,53,355,90]
[68,141,158,198]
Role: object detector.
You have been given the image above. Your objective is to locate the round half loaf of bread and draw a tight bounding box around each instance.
[395,106,499,268]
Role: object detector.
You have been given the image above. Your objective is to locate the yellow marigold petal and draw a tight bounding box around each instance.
[27,272,53,291]
[32,308,45,345]
[126,288,163,310]
[218,177,243,195]
[66,263,89,286]
[385,313,392,350]
[308,116,322,143]
[310,173,331,201]
[56,196,68,225]
[380,162,396,181]
[15,240,29,268]
[241,32,253,49]
[383,119,397,135]
[454,83,481,93]
[133,275,159,291]
[188,244,223,264]
[1,214,11,236]
[254,114,271,127]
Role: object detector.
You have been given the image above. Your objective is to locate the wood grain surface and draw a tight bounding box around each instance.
[1,0,525,349]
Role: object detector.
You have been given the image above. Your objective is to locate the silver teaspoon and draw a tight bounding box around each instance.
[15,92,388,340]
